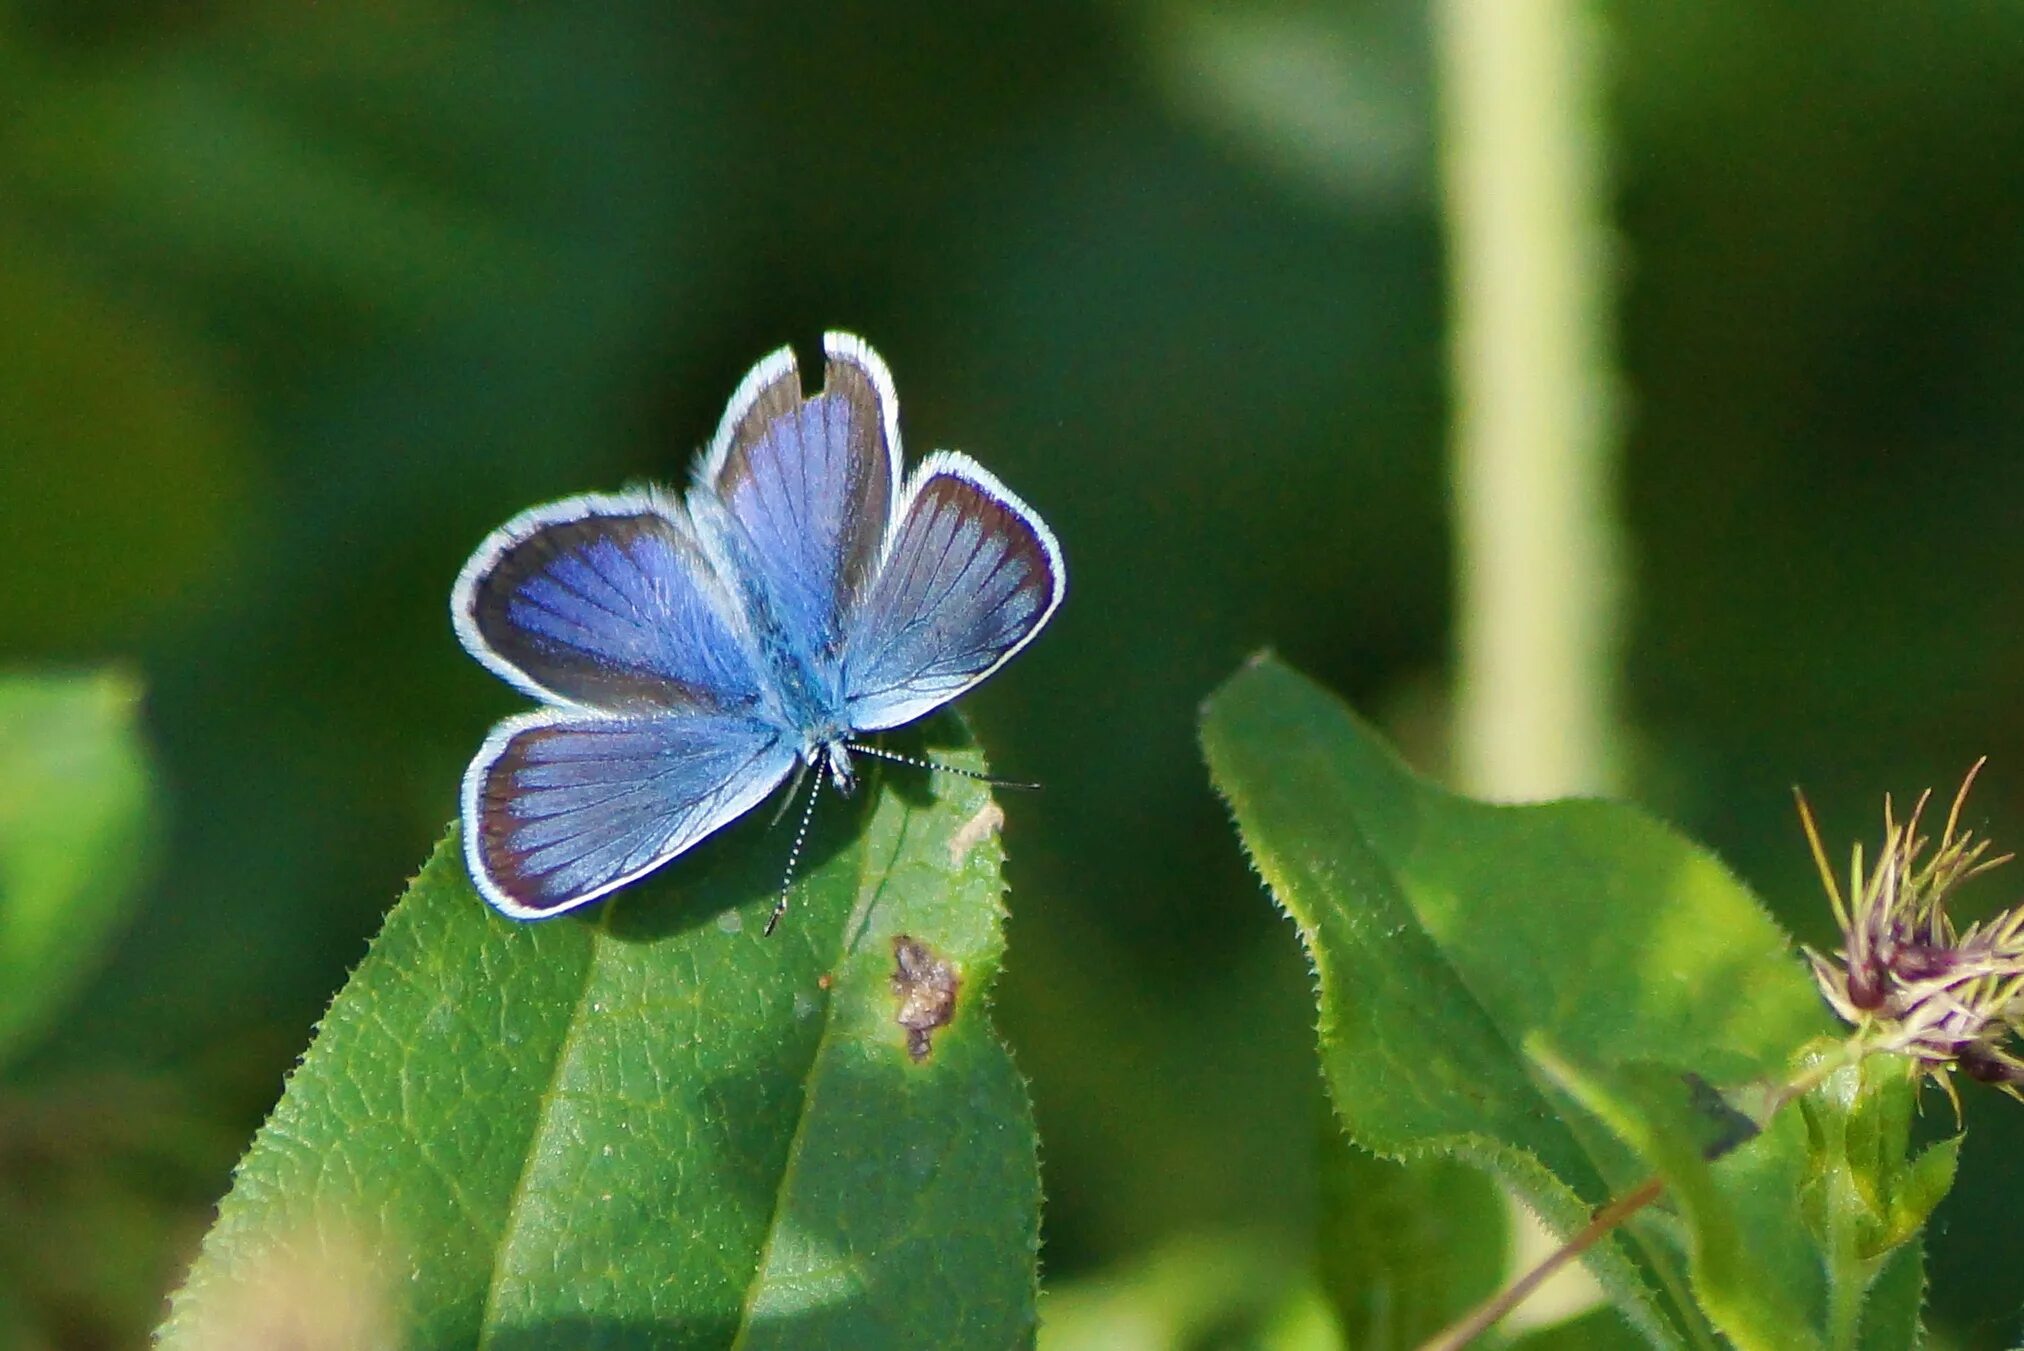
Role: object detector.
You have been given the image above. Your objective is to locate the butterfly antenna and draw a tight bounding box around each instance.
[766,760,824,937]
[843,741,1041,791]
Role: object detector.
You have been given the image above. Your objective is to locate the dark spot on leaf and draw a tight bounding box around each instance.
[1683,1073,1761,1160]
[891,935,960,1062]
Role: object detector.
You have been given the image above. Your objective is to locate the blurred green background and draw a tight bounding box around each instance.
[3,0,2024,1346]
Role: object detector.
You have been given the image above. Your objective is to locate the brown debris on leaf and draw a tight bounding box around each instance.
[947,800,1005,866]
[892,935,961,1062]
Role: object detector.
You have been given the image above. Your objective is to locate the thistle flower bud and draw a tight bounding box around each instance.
[1801,760,2024,1103]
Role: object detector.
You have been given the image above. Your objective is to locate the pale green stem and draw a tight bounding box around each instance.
[1824,1197,1868,1351]
[1816,1045,1885,1351]
[1436,0,1623,802]
[1434,0,1624,1328]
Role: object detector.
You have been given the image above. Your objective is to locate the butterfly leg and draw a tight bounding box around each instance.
[824,741,857,795]
[766,758,812,830]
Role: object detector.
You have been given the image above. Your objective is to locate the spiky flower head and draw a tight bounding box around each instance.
[1802,760,2024,1103]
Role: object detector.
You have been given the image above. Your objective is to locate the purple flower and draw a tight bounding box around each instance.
[1803,760,2024,1103]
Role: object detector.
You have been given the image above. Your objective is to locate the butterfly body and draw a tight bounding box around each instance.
[452,334,1062,920]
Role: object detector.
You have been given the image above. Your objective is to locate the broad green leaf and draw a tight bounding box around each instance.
[160,720,1039,1350]
[0,669,155,1067]
[1201,656,1836,1347]
[1317,1133,1508,1348]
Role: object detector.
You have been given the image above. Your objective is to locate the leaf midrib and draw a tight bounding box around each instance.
[727,781,896,1349]
[472,911,610,1350]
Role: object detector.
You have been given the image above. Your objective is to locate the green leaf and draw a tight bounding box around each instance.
[1317,1132,1508,1348]
[1531,1046,1942,1351]
[1796,1056,1955,1351]
[1853,1241,1924,1351]
[159,720,1039,1350]
[1797,1057,1959,1262]
[0,669,155,1067]
[1529,1044,1826,1350]
[1200,655,1836,1347]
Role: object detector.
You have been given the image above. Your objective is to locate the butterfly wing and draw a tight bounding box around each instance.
[690,332,901,664]
[463,709,797,919]
[840,451,1064,733]
[453,492,761,714]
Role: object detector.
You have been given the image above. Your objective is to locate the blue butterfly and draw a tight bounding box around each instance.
[451,333,1065,928]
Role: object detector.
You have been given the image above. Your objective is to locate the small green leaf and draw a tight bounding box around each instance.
[1853,1241,1924,1351]
[160,721,1039,1350]
[1893,1138,1960,1248]
[0,669,155,1067]
[1795,1056,1957,1351]
[1795,1057,1959,1260]
[1201,656,1836,1346]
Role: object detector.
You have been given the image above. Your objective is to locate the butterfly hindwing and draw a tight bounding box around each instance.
[841,452,1064,733]
[454,494,760,714]
[463,709,797,918]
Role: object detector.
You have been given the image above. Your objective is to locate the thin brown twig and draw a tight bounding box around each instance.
[1414,1046,1858,1351]
[1413,1174,1666,1351]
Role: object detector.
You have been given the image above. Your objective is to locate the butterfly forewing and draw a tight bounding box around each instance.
[464,710,797,918]
[695,334,901,661]
[455,497,760,714]
[841,453,1063,733]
